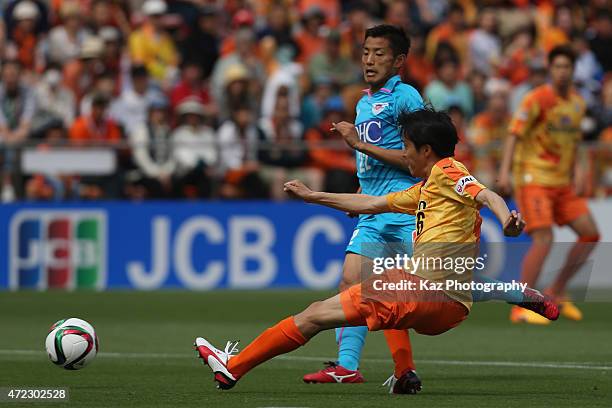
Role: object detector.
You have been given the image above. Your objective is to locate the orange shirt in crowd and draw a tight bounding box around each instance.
[508,84,586,187]
[540,26,569,53]
[295,31,325,64]
[69,116,121,143]
[425,23,469,64]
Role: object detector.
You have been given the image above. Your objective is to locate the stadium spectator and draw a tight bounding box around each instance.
[304,96,357,193]
[5,0,44,71]
[210,28,264,115]
[79,70,117,116]
[33,66,76,128]
[400,30,433,92]
[171,98,217,198]
[218,8,255,57]
[176,5,219,81]
[540,6,573,53]
[3,0,48,38]
[63,36,106,102]
[24,120,76,201]
[217,103,268,199]
[110,64,164,134]
[447,104,473,170]
[339,1,370,62]
[69,93,122,199]
[467,70,487,117]
[170,61,211,112]
[425,3,468,66]
[468,79,511,185]
[509,57,548,112]
[128,0,178,86]
[89,0,131,38]
[257,89,322,201]
[127,97,175,199]
[98,25,126,90]
[300,77,333,131]
[69,92,121,143]
[46,1,90,65]
[257,2,300,63]
[499,24,543,85]
[309,29,360,87]
[468,8,501,76]
[295,6,326,65]
[571,31,604,107]
[0,59,36,146]
[425,58,473,117]
[587,9,611,72]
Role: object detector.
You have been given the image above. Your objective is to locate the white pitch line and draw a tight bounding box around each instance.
[1,349,610,371]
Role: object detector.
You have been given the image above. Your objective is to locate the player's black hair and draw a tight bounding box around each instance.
[364,24,411,57]
[548,44,576,67]
[399,107,458,158]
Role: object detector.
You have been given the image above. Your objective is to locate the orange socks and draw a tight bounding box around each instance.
[383,329,415,377]
[228,317,307,379]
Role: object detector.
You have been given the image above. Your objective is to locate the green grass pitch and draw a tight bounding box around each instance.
[1,290,611,407]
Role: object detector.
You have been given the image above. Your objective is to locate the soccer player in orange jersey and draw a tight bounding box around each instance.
[194,108,559,392]
[498,45,600,325]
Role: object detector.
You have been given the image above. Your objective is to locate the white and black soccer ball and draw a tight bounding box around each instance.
[45,318,99,370]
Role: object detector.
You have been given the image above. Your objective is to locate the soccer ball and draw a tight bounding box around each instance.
[45,318,99,370]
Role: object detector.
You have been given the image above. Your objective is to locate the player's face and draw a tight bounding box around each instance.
[402,137,427,178]
[362,37,402,87]
[550,55,574,89]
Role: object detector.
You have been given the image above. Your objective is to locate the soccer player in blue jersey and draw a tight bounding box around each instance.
[302,25,424,393]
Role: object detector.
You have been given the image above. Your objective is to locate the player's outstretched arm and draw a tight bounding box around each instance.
[284,180,390,214]
[475,188,526,237]
[332,121,411,173]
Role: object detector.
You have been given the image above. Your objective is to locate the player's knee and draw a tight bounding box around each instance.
[530,229,554,245]
[578,234,600,243]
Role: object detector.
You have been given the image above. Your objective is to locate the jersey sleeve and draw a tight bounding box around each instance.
[435,159,486,203]
[508,91,540,139]
[386,182,422,214]
[394,84,424,118]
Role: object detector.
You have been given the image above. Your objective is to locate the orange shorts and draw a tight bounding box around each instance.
[515,185,589,232]
[340,271,468,335]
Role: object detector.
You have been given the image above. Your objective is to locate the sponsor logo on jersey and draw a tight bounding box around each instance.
[10,210,107,290]
[355,120,383,143]
[372,102,389,115]
[454,176,477,194]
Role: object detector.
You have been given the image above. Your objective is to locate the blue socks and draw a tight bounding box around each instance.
[335,326,368,370]
[471,273,525,304]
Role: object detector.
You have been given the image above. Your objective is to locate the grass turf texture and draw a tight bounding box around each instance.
[0,291,611,408]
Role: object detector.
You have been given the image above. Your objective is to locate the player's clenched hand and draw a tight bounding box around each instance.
[284,180,314,201]
[331,121,360,150]
[503,210,525,237]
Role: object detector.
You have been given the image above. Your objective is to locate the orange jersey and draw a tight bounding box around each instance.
[508,84,586,187]
[385,157,486,309]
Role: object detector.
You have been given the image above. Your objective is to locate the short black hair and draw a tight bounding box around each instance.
[130,64,149,79]
[548,44,576,66]
[399,107,458,158]
[364,24,410,57]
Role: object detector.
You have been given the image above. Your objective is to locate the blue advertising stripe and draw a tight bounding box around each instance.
[0,201,530,291]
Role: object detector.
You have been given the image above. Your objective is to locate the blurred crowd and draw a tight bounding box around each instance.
[0,0,610,201]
